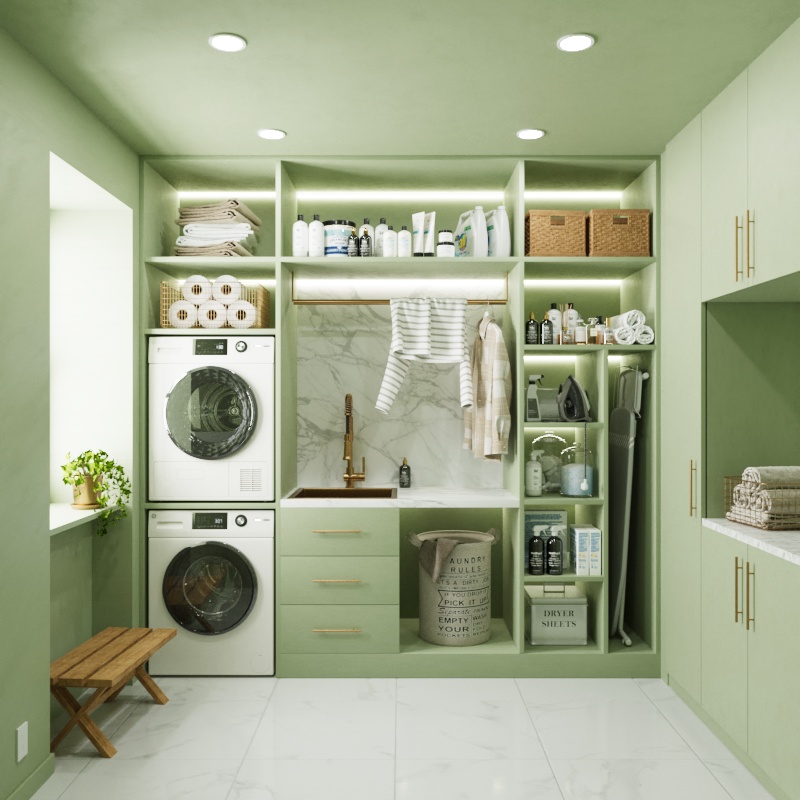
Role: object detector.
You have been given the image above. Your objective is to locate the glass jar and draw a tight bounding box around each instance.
[532,430,568,494]
[560,444,595,496]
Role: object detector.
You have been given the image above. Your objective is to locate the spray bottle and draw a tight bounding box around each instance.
[525,448,545,497]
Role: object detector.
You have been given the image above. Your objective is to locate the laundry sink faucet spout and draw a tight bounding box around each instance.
[343,393,366,488]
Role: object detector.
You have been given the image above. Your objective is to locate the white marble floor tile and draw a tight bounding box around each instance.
[516,678,651,714]
[704,759,777,800]
[56,758,238,800]
[651,694,735,761]
[550,758,733,800]
[31,757,92,800]
[533,700,695,760]
[152,676,277,709]
[395,759,565,800]
[244,679,396,760]
[633,678,676,702]
[396,679,546,760]
[229,759,395,800]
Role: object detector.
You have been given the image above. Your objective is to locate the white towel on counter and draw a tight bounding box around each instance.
[168,300,198,329]
[198,300,227,328]
[181,275,212,305]
[226,299,257,329]
[212,275,242,305]
[375,298,472,414]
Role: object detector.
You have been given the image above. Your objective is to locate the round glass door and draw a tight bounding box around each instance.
[162,542,257,635]
[164,367,257,460]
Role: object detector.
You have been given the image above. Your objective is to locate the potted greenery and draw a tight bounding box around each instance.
[61,450,132,536]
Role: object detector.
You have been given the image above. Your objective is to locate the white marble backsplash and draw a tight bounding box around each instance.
[296,304,508,489]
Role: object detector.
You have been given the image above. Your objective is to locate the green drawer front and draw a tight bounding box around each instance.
[280,605,399,653]
[280,556,399,605]
[280,509,399,556]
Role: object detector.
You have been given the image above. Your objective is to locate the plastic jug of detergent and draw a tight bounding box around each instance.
[455,206,489,257]
[486,205,511,257]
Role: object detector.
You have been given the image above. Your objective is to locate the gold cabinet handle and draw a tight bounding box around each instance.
[734,557,743,622]
[689,460,697,516]
[746,561,755,630]
[735,216,743,282]
[312,529,362,534]
[746,209,754,278]
[311,579,363,583]
[312,628,363,633]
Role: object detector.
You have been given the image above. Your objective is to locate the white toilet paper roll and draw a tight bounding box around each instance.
[198,300,227,328]
[212,274,242,305]
[181,275,212,305]
[226,299,257,329]
[168,300,198,329]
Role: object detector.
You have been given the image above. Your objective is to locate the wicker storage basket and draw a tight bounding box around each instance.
[724,475,800,530]
[525,210,587,257]
[159,281,271,329]
[588,209,651,257]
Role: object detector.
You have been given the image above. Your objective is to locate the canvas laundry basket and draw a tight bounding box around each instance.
[410,529,498,646]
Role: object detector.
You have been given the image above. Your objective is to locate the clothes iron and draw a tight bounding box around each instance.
[557,375,592,422]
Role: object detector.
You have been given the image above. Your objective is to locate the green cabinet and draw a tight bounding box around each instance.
[280,508,399,555]
[280,556,399,605]
[660,114,703,704]
[280,605,400,654]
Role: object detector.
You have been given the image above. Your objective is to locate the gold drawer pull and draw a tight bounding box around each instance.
[746,561,755,630]
[312,579,363,583]
[746,209,754,278]
[312,628,363,633]
[689,459,697,517]
[734,557,743,622]
[735,215,743,282]
[312,529,362,534]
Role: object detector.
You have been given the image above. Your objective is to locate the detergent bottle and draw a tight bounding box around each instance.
[486,205,511,257]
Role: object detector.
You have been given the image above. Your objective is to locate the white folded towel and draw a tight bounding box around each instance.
[732,482,753,509]
[742,466,800,490]
[609,310,646,330]
[182,223,253,237]
[212,275,242,305]
[198,300,227,328]
[182,275,212,305]
[612,325,637,345]
[168,300,198,329]
[227,299,257,329]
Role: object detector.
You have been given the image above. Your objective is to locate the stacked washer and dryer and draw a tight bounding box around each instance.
[147,335,275,675]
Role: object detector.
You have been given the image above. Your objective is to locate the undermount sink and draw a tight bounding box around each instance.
[289,487,397,499]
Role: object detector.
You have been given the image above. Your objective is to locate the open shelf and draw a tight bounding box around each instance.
[283,256,515,279]
[145,502,276,511]
[146,256,277,279]
[399,618,518,655]
[607,630,654,656]
[524,496,603,507]
[523,573,604,584]
[524,344,655,354]
[523,421,604,430]
[524,257,655,280]
[143,328,277,337]
[523,636,602,656]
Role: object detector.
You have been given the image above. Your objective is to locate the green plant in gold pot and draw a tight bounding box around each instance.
[61,450,132,536]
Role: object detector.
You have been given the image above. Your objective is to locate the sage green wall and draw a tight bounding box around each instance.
[0,25,139,800]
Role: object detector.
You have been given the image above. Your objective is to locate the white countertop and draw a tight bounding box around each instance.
[703,518,800,567]
[49,503,107,536]
[281,486,519,509]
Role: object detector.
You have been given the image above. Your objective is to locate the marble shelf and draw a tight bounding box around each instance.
[281,486,519,509]
[703,518,800,567]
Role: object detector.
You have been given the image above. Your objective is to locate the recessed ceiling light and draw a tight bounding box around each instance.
[209,33,247,52]
[557,33,595,52]
[516,129,546,140]
[257,128,287,140]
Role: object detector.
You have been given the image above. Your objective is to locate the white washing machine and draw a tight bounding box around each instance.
[148,336,274,501]
[147,510,274,676]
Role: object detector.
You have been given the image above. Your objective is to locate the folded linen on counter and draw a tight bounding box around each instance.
[609,309,646,330]
[752,488,800,513]
[175,209,257,229]
[174,242,252,257]
[742,466,800,490]
[732,482,754,509]
[178,199,262,228]
[726,505,800,530]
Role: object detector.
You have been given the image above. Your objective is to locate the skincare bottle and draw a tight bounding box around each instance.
[308,214,324,257]
[587,317,599,344]
[359,226,373,257]
[525,312,539,345]
[525,448,544,497]
[540,315,554,345]
[436,241,455,257]
[292,214,309,257]
[397,225,412,257]
[361,218,375,245]
[546,303,562,345]
[593,316,605,344]
[567,302,580,329]
[382,225,398,257]
[347,230,360,257]
[546,535,563,575]
[574,317,588,345]
[374,218,388,256]
[527,534,544,576]
[399,457,411,488]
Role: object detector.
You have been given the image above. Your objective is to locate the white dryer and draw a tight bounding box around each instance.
[148,336,274,501]
[147,510,274,676]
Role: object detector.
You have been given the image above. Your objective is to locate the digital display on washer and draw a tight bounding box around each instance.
[193,512,228,530]
[194,339,227,356]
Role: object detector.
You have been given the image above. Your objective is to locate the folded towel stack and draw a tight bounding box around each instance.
[726,466,800,529]
[608,309,655,345]
[174,200,262,257]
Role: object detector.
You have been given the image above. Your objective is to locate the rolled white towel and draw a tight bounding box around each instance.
[212,275,242,305]
[168,300,198,329]
[635,325,655,345]
[752,488,800,514]
[226,299,257,329]
[609,309,646,330]
[612,325,637,345]
[732,482,754,509]
[181,275,212,305]
[742,466,800,490]
[197,300,227,328]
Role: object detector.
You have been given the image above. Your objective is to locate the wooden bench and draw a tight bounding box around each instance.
[50,626,176,758]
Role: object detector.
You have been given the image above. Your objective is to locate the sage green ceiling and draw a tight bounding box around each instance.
[1,0,799,158]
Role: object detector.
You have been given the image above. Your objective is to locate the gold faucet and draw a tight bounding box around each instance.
[343,393,366,488]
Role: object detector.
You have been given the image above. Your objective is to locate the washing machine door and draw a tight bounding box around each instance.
[162,542,257,635]
[164,366,257,460]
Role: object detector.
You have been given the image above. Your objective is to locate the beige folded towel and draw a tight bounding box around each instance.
[726,505,800,530]
[174,242,252,257]
[176,209,259,229]
[752,488,800,514]
[742,466,800,489]
[178,199,262,228]
[732,482,753,509]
